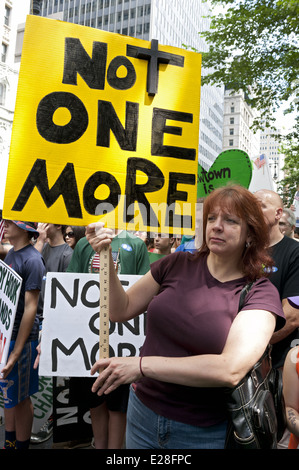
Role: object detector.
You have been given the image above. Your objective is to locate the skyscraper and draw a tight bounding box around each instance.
[260,126,285,186]
[222,86,260,159]
[40,0,224,170]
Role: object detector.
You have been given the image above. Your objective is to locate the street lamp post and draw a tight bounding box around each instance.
[269,162,278,181]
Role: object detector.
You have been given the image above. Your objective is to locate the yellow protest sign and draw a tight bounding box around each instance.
[3,15,201,235]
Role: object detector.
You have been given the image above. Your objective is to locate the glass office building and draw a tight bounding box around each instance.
[40,0,223,169]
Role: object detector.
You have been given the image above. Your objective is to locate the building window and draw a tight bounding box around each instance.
[4,5,11,26]
[230,106,235,113]
[230,117,234,124]
[229,128,234,135]
[0,83,6,106]
[229,139,234,147]
[1,43,7,63]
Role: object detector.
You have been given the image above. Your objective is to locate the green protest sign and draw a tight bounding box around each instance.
[197,149,252,198]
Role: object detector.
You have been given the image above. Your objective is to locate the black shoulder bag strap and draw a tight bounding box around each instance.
[238,282,254,312]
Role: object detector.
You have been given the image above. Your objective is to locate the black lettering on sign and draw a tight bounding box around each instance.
[151,108,196,161]
[117,317,140,336]
[88,316,119,336]
[81,280,100,308]
[89,312,100,335]
[50,277,80,308]
[83,171,121,215]
[107,56,137,90]
[126,39,184,96]
[166,172,195,229]
[52,338,91,372]
[124,157,165,226]
[90,343,116,364]
[118,343,136,357]
[62,38,107,90]
[36,92,88,144]
[97,100,139,151]
[12,159,83,219]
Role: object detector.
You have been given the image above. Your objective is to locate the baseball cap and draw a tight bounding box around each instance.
[11,221,39,239]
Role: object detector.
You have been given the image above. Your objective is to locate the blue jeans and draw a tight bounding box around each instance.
[126,386,227,449]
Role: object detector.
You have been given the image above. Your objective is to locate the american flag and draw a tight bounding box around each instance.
[254,154,266,169]
[90,250,120,273]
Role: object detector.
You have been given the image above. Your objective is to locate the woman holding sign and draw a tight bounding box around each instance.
[86,185,285,449]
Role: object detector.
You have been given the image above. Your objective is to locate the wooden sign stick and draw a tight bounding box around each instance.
[99,246,110,359]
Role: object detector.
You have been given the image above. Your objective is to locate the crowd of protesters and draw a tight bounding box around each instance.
[0,186,299,449]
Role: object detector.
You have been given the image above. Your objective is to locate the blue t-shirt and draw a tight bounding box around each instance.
[4,244,45,341]
[175,238,196,253]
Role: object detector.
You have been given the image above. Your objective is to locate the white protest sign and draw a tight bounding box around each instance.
[0,260,22,370]
[39,272,145,377]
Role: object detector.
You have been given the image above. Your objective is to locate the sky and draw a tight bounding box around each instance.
[274,105,297,134]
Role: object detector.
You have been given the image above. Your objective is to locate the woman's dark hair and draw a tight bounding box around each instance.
[196,185,273,281]
[69,225,86,245]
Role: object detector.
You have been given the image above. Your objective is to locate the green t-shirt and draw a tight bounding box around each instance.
[67,231,150,275]
[148,252,165,264]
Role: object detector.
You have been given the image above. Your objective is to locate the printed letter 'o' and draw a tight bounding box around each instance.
[107,56,136,90]
[36,92,88,144]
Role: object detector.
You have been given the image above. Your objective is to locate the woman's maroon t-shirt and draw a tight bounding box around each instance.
[135,252,285,426]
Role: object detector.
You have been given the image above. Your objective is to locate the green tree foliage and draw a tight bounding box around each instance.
[200,0,299,128]
[277,115,299,205]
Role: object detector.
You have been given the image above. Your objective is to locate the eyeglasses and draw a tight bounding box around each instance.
[64,231,75,240]
[279,222,291,227]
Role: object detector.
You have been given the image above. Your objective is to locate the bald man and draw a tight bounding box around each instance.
[255,190,299,369]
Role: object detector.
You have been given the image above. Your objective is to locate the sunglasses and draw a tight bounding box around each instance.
[64,231,75,240]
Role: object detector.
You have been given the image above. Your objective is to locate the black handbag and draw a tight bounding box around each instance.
[224,283,287,449]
